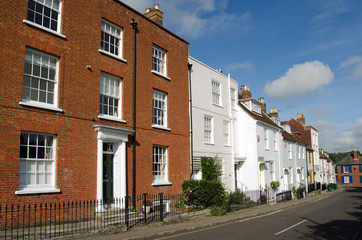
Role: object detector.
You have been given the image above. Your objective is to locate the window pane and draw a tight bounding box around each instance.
[20,146,28,158]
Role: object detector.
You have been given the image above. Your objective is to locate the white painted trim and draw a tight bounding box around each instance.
[19,101,64,112]
[15,188,60,195]
[151,70,171,81]
[94,125,133,202]
[98,115,126,123]
[152,181,172,187]
[23,20,66,39]
[98,49,127,63]
[152,125,171,131]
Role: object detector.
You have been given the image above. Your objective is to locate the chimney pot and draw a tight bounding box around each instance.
[144,4,163,26]
[353,149,358,160]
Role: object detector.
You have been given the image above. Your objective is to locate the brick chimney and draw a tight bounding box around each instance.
[258,97,266,113]
[269,107,278,118]
[145,4,163,26]
[238,85,252,99]
[297,113,305,125]
[353,149,358,160]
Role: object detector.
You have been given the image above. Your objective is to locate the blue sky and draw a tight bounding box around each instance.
[122,0,362,153]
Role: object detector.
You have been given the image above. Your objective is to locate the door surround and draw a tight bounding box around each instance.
[94,125,134,202]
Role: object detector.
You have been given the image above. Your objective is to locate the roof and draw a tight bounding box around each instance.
[282,118,313,149]
[238,102,282,130]
[336,152,361,165]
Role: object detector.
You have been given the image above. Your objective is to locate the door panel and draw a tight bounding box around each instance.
[103,153,114,203]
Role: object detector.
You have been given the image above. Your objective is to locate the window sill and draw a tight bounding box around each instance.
[152,125,171,131]
[19,101,64,113]
[223,144,232,147]
[204,142,215,145]
[152,181,172,187]
[98,49,127,63]
[23,20,66,39]
[15,187,61,195]
[151,70,171,81]
[98,115,126,123]
[212,103,223,108]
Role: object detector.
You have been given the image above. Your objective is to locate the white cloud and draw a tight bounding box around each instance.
[120,0,251,39]
[339,56,362,80]
[224,62,253,73]
[315,118,362,153]
[264,61,334,99]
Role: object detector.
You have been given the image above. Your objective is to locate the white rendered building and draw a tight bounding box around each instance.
[189,56,238,191]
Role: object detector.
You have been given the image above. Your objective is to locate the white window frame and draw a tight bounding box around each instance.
[223,120,230,145]
[274,132,278,151]
[24,0,65,38]
[230,88,236,109]
[342,166,350,173]
[99,19,125,61]
[152,90,169,130]
[343,175,350,184]
[152,45,167,76]
[152,145,171,186]
[98,72,123,122]
[204,115,213,144]
[264,129,269,150]
[16,132,59,195]
[20,47,62,112]
[288,144,292,159]
[212,80,222,106]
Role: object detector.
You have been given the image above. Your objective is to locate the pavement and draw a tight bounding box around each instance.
[81,189,349,240]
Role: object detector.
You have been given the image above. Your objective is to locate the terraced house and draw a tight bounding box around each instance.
[0,0,190,205]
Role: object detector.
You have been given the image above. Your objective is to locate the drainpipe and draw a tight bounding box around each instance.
[131,18,137,207]
[188,62,193,179]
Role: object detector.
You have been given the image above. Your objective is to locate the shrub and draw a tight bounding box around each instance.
[229,190,244,205]
[182,179,226,208]
[210,205,227,216]
[201,156,222,182]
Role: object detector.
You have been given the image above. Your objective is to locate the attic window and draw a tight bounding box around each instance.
[251,101,261,114]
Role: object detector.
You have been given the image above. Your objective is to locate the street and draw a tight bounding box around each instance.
[155,187,362,240]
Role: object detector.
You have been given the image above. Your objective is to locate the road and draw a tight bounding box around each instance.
[154,187,362,240]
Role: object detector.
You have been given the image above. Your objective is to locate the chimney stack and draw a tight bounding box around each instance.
[269,107,278,118]
[238,85,252,99]
[297,113,305,125]
[145,4,163,26]
[258,97,266,113]
[353,149,358,160]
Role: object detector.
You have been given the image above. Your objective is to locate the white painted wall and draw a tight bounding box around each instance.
[189,56,238,191]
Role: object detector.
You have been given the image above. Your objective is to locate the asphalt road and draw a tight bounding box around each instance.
[154,187,362,240]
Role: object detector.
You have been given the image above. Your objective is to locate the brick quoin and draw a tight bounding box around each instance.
[0,0,190,205]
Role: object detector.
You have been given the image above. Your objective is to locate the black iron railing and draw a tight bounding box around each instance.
[276,190,292,202]
[0,193,200,239]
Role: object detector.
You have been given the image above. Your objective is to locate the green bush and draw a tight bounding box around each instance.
[182,179,226,208]
[210,205,227,216]
[201,156,222,182]
[229,190,244,204]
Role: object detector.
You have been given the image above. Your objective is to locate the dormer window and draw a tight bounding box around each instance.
[251,101,261,114]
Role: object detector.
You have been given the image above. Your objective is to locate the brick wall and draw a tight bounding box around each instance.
[0,0,190,204]
[337,165,362,186]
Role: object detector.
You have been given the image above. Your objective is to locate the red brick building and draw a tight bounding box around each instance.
[336,150,362,186]
[0,0,190,204]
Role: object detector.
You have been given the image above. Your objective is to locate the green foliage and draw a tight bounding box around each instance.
[229,190,245,204]
[201,156,222,181]
[182,156,226,209]
[210,205,227,216]
[182,179,226,208]
[270,181,280,189]
[174,197,186,208]
[326,150,360,163]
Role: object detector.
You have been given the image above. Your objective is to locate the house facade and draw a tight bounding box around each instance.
[189,56,238,191]
[234,86,283,193]
[0,0,190,204]
[336,150,362,186]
